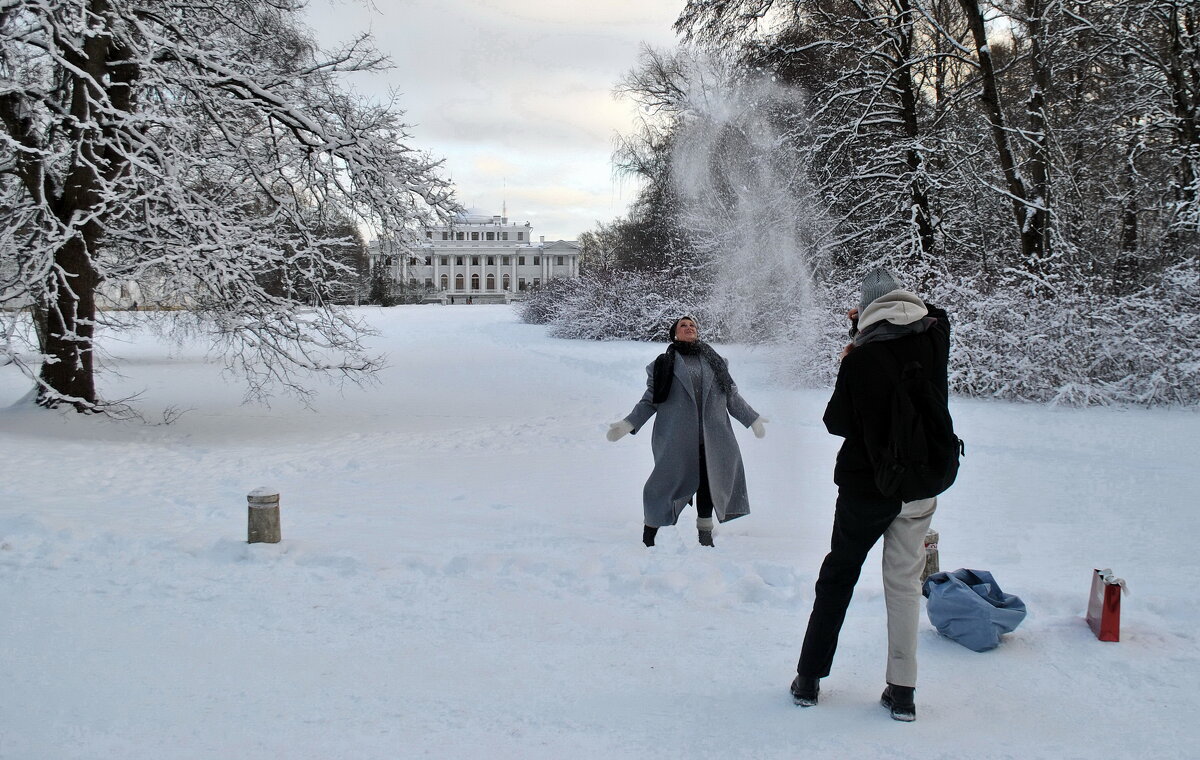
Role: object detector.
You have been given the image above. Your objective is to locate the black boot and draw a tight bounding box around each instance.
[790,675,819,707]
[642,525,658,547]
[697,517,714,547]
[880,684,916,722]
[698,529,714,547]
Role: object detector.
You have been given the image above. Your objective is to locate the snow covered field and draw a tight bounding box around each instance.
[1,304,1196,759]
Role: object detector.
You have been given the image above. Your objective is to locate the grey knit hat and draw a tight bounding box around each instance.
[859,267,902,313]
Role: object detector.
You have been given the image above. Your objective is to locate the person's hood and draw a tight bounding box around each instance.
[857,289,928,332]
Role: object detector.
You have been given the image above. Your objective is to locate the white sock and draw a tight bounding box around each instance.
[697,517,714,532]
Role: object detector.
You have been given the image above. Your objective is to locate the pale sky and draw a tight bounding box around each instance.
[302,0,686,241]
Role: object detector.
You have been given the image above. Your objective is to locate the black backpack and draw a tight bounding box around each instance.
[872,345,964,502]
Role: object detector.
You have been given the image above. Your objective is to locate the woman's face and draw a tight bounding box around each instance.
[675,319,699,343]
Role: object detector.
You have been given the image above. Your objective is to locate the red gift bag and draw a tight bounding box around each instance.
[1087,568,1129,642]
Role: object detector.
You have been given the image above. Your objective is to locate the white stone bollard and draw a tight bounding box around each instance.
[247,487,281,544]
[921,528,939,582]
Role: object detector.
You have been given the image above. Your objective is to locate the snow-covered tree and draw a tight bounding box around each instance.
[1100,0,1200,248]
[0,0,455,412]
[531,0,1199,403]
[678,0,955,279]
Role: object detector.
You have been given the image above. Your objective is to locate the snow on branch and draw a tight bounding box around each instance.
[0,0,457,413]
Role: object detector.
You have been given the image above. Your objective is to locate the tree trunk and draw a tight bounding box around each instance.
[895,0,936,261]
[1024,0,1053,279]
[958,0,1048,274]
[1114,139,1143,292]
[29,298,50,356]
[37,236,100,410]
[1166,2,1199,210]
[35,0,137,411]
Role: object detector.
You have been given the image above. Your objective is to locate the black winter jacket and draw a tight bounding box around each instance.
[822,304,951,497]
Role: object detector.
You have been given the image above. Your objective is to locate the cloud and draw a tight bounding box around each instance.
[427,87,635,152]
[441,144,644,235]
[471,156,523,179]
[303,0,680,239]
[472,0,684,27]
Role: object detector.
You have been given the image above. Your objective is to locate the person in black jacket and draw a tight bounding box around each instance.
[789,268,951,722]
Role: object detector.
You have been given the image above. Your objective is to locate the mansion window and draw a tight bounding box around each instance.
[518,256,525,265]
[440,274,448,290]
[533,256,540,265]
[503,274,510,290]
[425,231,432,239]
[471,256,480,265]
[502,256,510,265]
[471,274,480,290]
[442,232,449,240]
[486,232,495,241]
[486,256,495,266]
[501,232,509,240]
[440,256,449,266]
[455,273,464,290]
[471,232,479,241]
[456,256,464,266]
[517,232,524,241]
[456,232,464,240]
[518,278,526,291]
[425,278,433,288]
[556,256,564,265]
[425,256,433,265]
[533,278,541,288]
[486,274,495,290]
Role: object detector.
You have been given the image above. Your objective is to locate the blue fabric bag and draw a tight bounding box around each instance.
[922,568,1027,652]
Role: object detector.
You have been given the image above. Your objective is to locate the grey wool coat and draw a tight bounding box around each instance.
[624,352,760,527]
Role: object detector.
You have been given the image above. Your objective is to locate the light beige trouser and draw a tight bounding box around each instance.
[881,496,938,687]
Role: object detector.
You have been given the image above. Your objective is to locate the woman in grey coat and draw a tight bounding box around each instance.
[606,316,767,547]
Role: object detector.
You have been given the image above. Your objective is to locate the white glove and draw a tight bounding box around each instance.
[751,416,769,439]
[606,419,634,442]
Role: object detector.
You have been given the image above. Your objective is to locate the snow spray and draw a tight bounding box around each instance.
[667,53,830,345]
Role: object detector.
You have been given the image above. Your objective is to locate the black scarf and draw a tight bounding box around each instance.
[854,316,936,347]
[652,340,735,403]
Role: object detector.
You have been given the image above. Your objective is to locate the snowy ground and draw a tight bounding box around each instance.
[1,304,1196,759]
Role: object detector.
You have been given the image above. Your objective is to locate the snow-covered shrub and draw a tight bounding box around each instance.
[523,258,1199,405]
[519,271,714,342]
[948,260,1200,405]
[519,266,842,387]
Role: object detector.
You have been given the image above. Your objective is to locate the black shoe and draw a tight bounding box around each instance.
[790,675,819,707]
[698,529,714,547]
[880,684,916,722]
[642,525,658,547]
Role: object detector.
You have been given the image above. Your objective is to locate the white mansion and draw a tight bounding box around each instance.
[370,208,581,304]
